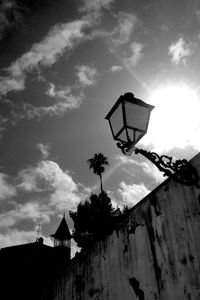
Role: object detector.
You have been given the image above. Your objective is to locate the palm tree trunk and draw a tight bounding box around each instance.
[99,173,103,193]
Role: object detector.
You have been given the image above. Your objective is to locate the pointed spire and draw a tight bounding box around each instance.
[51,215,71,241]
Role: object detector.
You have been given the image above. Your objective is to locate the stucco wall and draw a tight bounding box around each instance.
[53,153,200,300]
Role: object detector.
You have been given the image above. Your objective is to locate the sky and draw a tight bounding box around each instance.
[1,0,200,255]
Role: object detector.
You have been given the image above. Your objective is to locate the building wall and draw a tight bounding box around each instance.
[53,153,200,300]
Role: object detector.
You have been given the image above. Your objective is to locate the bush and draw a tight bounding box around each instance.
[69,192,123,249]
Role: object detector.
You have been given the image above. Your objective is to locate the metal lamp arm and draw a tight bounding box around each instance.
[116,141,200,187]
[135,148,200,188]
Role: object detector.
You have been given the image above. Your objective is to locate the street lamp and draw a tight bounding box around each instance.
[105,92,200,187]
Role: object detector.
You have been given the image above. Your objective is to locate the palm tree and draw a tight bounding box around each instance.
[87,153,109,193]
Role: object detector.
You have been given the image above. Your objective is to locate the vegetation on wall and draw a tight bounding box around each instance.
[70,153,129,249]
[70,192,127,249]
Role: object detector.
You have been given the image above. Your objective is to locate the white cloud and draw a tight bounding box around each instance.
[0,18,91,96]
[125,42,144,67]
[0,75,25,95]
[0,228,53,248]
[36,143,50,160]
[0,229,36,248]
[0,202,52,228]
[117,181,150,207]
[112,12,138,45]
[168,37,194,65]
[46,83,72,99]
[137,161,165,184]
[12,91,83,121]
[36,160,81,210]
[76,65,98,87]
[44,83,83,112]
[0,173,17,200]
[17,160,87,211]
[17,166,40,192]
[116,154,164,184]
[46,83,71,100]
[24,99,81,117]
[9,19,90,74]
[110,65,123,73]
[43,236,53,247]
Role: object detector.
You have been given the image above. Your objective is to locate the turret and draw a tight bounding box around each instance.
[51,214,72,259]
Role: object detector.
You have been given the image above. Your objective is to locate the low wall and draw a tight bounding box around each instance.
[53,153,200,300]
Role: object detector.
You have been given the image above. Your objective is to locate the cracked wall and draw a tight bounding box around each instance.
[53,153,200,300]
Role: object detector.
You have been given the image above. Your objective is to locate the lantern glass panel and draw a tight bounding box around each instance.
[124,101,150,132]
[118,128,144,144]
[133,130,144,144]
[117,128,128,142]
[109,102,124,137]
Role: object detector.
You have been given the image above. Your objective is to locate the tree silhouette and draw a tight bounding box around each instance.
[69,192,122,249]
[87,153,109,193]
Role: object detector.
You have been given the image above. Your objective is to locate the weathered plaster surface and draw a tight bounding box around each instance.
[53,153,200,300]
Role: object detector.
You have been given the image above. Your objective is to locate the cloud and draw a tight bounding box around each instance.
[46,83,71,100]
[17,166,40,192]
[35,160,81,210]
[0,173,17,200]
[137,161,165,184]
[17,160,87,211]
[115,154,164,184]
[80,0,114,13]
[0,202,52,228]
[0,74,25,95]
[110,65,123,73]
[168,37,194,65]
[76,65,98,87]
[0,18,91,96]
[36,143,50,160]
[9,19,90,73]
[117,181,150,207]
[125,42,144,67]
[43,236,53,247]
[0,229,53,248]
[9,90,83,122]
[112,12,138,45]
[44,83,83,113]
[0,0,21,41]
[0,6,111,132]
[23,97,82,118]
[0,229,36,248]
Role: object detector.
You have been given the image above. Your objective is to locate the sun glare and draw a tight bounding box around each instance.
[141,84,200,152]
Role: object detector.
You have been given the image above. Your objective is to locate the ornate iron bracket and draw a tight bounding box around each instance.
[116,141,200,188]
[117,141,132,155]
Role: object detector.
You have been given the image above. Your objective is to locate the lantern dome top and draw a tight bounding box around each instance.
[105,92,154,121]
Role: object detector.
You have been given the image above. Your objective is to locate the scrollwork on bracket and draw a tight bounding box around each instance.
[116,141,200,188]
[116,141,132,156]
[135,148,200,188]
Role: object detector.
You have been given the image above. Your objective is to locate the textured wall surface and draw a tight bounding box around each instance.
[53,153,200,300]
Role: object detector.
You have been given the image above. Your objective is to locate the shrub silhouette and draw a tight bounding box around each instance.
[70,192,122,249]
